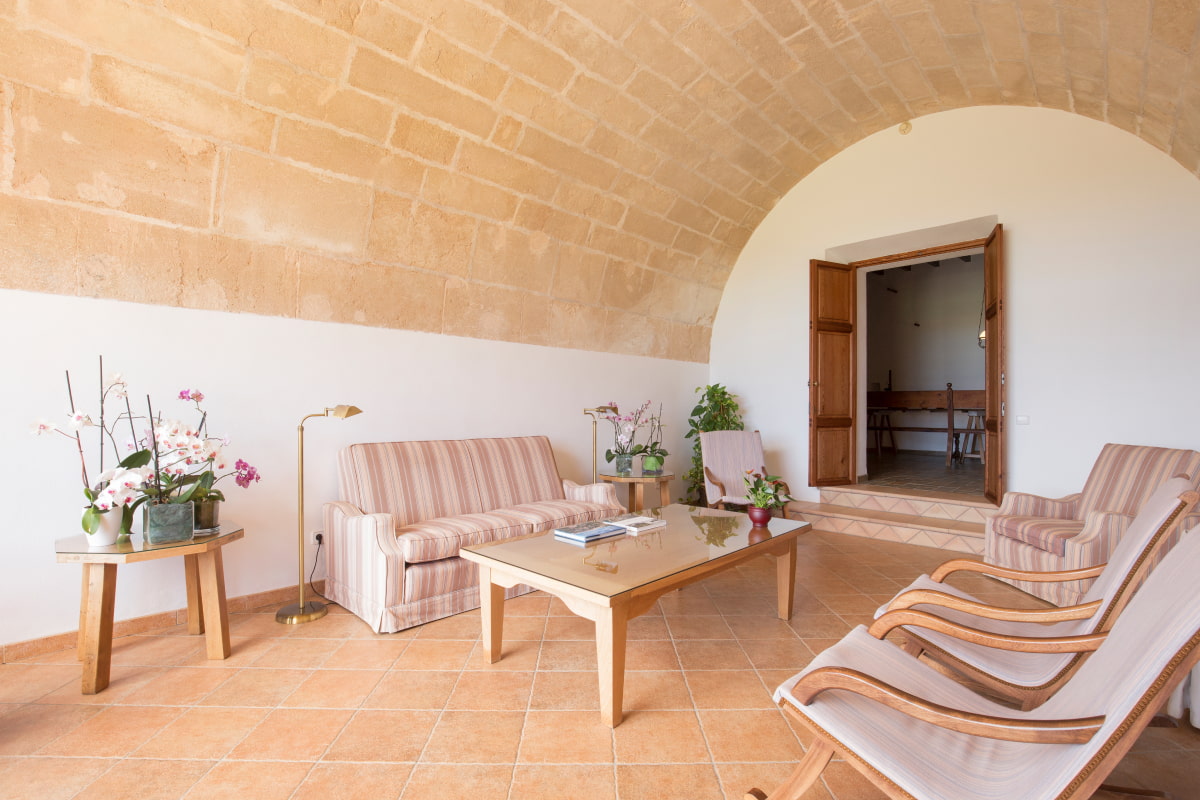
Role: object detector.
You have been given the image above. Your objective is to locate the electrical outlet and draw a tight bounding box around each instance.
[313,532,324,545]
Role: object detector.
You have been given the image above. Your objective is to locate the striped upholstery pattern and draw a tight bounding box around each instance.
[338,440,482,526]
[986,443,1200,604]
[397,509,534,564]
[467,436,565,509]
[878,478,1193,689]
[325,435,624,632]
[778,527,1200,800]
[699,430,764,505]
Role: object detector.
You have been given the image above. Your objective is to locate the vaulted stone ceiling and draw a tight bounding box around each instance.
[2,1,1198,362]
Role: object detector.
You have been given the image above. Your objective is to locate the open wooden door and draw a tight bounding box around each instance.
[809,259,856,486]
[982,225,1005,502]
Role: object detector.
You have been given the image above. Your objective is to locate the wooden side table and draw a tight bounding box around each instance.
[599,468,674,511]
[55,525,244,694]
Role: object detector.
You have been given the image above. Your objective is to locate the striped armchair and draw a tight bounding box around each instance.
[323,436,624,633]
[985,443,1200,605]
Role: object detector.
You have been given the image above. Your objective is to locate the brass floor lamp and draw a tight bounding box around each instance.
[583,405,617,483]
[277,404,363,625]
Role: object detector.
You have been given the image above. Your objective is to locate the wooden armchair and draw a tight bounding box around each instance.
[746,527,1200,800]
[699,430,789,513]
[986,443,1200,605]
[872,479,1197,709]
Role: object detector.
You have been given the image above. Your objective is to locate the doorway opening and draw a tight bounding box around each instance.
[861,254,986,498]
[808,218,1004,503]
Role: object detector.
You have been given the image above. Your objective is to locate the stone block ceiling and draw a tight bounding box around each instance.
[1,0,1198,362]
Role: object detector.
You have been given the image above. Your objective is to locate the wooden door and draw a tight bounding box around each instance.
[983,225,1005,502]
[809,260,856,486]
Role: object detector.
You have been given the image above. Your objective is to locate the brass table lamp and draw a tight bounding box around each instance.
[582,405,618,483]
[277,404,363,624]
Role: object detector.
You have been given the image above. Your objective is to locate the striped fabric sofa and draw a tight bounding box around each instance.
[323,436,625,633]
[985,442,1200,606]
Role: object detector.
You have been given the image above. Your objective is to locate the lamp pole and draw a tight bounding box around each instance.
[277,405,362,624]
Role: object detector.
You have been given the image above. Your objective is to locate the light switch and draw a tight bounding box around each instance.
[1015,415,1030,425]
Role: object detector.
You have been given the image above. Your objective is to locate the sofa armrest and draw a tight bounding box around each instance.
[323,501,408,633]
[996,491,1082,519]
[1059,510,1135,568]
[563,479,623,510]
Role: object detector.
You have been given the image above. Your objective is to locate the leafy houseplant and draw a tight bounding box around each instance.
[682,384,744,505]
[744,470,793,527]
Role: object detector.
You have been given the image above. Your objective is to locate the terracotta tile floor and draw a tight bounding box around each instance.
[2,532,1197,800]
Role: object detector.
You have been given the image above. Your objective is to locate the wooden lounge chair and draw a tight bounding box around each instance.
[699,430,790,512]
[873,478,1197,709]
[746,525,1200,800]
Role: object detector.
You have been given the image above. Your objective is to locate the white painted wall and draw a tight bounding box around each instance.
[2,289,704,646]
[866,256,985,452]
[711,105,1200,501]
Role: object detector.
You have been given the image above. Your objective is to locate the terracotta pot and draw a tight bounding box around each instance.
[747,506,773,527]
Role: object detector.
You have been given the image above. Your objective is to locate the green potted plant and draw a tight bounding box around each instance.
[682,384,744,504]
[743,470,793,527]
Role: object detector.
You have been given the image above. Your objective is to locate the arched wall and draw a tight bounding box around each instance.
[710,105,1200,500]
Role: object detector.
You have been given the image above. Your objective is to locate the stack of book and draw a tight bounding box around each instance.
[553,514,667,545]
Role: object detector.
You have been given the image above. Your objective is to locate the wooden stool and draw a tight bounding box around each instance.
[868,411,896,458]
[960,410,984,464]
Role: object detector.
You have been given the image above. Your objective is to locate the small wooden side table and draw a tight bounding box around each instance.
[55,525,244,694]
[598,468,674,511]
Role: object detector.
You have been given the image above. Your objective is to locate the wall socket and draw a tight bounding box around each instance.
[312,532,324,545]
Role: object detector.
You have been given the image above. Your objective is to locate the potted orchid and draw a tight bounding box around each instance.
[140,389,260,538]
[33,362,153,545]
[603,401,651,475]
[743,470,793,527]
[641,405,669,474]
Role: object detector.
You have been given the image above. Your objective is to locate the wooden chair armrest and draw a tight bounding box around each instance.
[884,589,1103,623]
[868,609,1108,653]
[789,666,1104,744]
[703,467,726,503]
[930,558,1106,584]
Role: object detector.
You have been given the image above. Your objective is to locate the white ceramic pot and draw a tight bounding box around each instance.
[85,508,122,548]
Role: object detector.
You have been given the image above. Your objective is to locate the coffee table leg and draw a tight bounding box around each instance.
[596,604,628,727]
[197,549,231,659]
[80,563,117,694]
[478,565,505,663]
[777,540,797,620]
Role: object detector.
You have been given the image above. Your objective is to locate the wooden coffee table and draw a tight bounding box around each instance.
[461,504,810,726]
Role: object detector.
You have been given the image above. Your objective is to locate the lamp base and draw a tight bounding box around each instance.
[275,600,328,625]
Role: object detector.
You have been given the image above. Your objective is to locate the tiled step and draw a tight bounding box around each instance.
[786,485,997,555]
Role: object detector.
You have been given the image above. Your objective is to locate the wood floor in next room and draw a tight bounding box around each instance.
[1,531,1196,800]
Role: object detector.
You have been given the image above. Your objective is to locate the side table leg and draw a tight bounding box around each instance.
[196,549,231,659]
[478,566,506,663]
[184,553,205,635]
[631,484,646,512]
[596,603,628,727]
[81,563,117,694]
[77,568,90,662]
[777,541,797,620]
[657,480,670,509]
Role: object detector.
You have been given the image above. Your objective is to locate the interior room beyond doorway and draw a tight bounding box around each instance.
[863,254,986,498]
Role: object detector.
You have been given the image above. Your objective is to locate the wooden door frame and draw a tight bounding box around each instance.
[809,228,1005,501]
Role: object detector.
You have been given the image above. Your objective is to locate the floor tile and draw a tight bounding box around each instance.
[72,758,213,800]
[324,710,438,762]
[615,764,724,800]
[37,705,182,757]
[133,706,269,760]
[290,762,411,800]
[401,764,512,800]
[420,710,524,764]
[613,710,709,763]
[686,669,775,709]
[281,668,384,708]
[180,759,311,800]
[0,703,101,755]
[363,670,458,710]
[0,756,112,800]
[529,671,600,710]
[510,764,616,800]
[198,668,312,708]
[518,710,614,763]
[697,709,805,762]
[446,670,534,710]
[227,707,353,760]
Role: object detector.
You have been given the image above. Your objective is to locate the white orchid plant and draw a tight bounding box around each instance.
[34,360,260,535]
[602,401,668,462]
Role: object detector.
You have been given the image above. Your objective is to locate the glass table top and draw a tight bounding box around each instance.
[462,504,807,597]
[55,524,245,557]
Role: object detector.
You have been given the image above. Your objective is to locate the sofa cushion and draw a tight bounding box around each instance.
[503,499,621,531]
[339,440,484,527]
[397,510,533,564]
[404,557,479,603]
[992,515,1085,557]
[1078,444,1200,519]
[466,436,566,509]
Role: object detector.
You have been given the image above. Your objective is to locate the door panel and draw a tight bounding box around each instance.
[983,224,1005,503]
[809,259,855,486]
